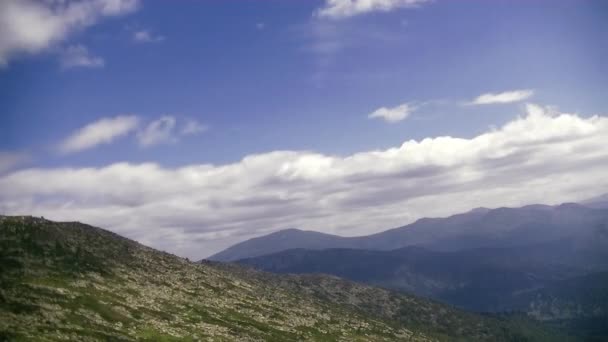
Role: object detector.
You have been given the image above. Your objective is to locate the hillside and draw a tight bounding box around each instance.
[209,203,608,262]
[0,216,571,341]
[516,272,608,340]
[237,240,608,312]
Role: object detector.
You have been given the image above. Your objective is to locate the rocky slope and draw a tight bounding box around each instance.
[0,216,572,341]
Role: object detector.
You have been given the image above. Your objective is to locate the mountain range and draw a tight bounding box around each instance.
[210,202,608,263]
[209,198,608,340]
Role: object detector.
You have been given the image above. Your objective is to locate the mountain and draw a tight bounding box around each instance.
[235,232,608,340]
[209,203,608,262]
[237,239,608,312]
[237,247,608,340]
[0,216,570,341]
[208,228,352,262]
[582,193,608,209]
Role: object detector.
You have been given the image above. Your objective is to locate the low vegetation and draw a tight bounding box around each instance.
[0,216,575,341]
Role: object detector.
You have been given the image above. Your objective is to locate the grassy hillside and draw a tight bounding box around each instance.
[0,216,574,341]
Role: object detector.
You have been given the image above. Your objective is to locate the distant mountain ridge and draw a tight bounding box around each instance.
[208,228,352,262]
[209,200,608,262]
[582,193,608,209]
[223,198,608,340]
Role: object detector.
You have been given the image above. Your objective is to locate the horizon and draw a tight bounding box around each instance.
[2,0,608,260]
[0,191,603,259]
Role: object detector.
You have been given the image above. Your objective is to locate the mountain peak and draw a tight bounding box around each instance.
[207,227,345,262]
[269,228,306,235]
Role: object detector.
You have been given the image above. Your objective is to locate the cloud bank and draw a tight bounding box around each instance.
[2,104,607,259]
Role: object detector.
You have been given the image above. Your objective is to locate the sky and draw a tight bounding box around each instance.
[1,0,607,259]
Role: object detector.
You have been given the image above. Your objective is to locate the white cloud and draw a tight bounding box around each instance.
[256,23,265,30]
[133,30,165,43]
[59,115,139,154]
[2,104,607,259]
[60,44,104,69]
[181,119,207,136]
[137,116,177,147]
[316,0,429,19]
[59,115,201,153]
[469,89,534,105]
[0,0,139,66]
[368,103,414,123]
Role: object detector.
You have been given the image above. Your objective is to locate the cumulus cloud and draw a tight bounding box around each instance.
[2,104,608,259]
[469,89,534,105]
[368,103,414,123]
[137,116,177,147]
[0,0,139,66]
[133,30,165,43]
[60,44,104,69]
[316,0,429,19]
[59,115,139,154]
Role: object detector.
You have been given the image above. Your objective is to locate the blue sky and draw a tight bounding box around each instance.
[1,0,607,258]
